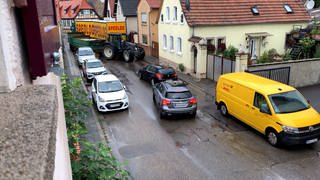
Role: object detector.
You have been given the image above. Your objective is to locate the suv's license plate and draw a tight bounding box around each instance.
[306,138,318,144]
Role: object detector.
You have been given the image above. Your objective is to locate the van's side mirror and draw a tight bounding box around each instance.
[307,99,311,104]
[260,104,271,114]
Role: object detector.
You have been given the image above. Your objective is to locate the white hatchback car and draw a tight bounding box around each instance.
[82,58,108,82]
[76,47,95,66]
[91,74,129,112]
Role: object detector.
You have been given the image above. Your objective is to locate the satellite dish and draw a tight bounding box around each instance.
[305,0,315,10]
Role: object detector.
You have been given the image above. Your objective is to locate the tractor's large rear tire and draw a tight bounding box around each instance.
[123,50,134,62]
[103,45,116,60]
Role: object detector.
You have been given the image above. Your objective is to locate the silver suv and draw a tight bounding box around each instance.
[82,58,108,82]
[76,47,95,66]
[152,80,197,119]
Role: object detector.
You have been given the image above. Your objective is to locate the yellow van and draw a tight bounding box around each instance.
[215,72,320,146]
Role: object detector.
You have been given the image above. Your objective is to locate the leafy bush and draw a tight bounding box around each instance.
[299,37,315,58]
[61,75,129,179]
[282,49,292,61]
[314,45,320,58]
[178,63,185,72]
[267,48,278,61]
[72,142,129,180]
[257,51,271,64]
[223,45,238,60]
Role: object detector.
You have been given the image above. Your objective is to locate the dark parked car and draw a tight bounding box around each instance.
[138,65,177,85]
[152,80,197,118]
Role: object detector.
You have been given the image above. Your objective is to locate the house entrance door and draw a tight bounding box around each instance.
[193,46,198,73]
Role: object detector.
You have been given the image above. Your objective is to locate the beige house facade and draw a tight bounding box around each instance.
[158,0,310,78]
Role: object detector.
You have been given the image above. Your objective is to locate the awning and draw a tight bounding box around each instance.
[245,32,273,37]
[188,36,202,43]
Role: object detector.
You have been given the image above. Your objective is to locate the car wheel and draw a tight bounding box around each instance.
[91,94,96,105]
[191,112,196,119]
[153,94,156,104]
[123,50,134,62]
[220,103,228,116]
[151,79,155,86]
[103,45,115,60]
[138,72,142,79]
[266,129,280,147]
[159,109,166,119]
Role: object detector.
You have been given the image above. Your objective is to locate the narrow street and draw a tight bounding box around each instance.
[88,58,320,180]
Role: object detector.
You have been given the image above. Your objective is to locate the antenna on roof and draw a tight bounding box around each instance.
[185,0,190,11]
[305,0,315,10]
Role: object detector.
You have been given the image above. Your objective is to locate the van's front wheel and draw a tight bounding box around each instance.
[266,129,280,147]
[220,103,228,116]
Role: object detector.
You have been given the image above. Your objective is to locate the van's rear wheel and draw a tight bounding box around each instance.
[266,129,280,147]
[220,103,228,116]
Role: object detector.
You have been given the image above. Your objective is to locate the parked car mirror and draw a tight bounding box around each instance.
[123,85,127,90]
[91,89,96,93]
[260,104,271,114]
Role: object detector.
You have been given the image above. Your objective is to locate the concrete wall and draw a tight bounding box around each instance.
[248,59,320,87]
[0,0,29,92]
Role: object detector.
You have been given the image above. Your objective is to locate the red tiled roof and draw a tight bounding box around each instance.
[146,0,161,8]
[180,0,311,26]
[58,0,94,20]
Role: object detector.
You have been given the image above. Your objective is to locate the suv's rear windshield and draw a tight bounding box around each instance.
[87,61,103,68]
[159,68,175,74]
[166,91,192,99]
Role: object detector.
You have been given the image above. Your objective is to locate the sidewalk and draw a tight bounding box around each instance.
[143,55,216,98]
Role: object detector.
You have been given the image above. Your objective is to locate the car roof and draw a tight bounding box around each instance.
[220,72,295,95]
[161,80,189,92]
[95,74,119,82]
[86,58,102,63]
[79,47,93,51]
[148,64,173,70]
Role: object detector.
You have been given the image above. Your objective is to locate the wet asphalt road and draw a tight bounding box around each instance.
[88,59,320,180]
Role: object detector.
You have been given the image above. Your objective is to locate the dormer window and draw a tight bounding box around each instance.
[251,6,259,15]
[284,4,293,13]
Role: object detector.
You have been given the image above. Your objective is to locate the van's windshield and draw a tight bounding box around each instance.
[268,90,309,114]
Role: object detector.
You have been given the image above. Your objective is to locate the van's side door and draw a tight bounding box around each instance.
[248,92,272,133]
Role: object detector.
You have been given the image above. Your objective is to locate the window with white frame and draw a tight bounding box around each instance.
[160,14,164,23]
[163,34,167,49]
[166,7,170,22]
[173,6,178,22]
[180,13,184,24]
[141,13,147,24]
[170,36,174,51]
[176,37,182,54]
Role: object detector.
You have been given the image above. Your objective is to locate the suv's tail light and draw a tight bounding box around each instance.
[155,73,163,79]
[161,99,171,106]
[189,97,197,105]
